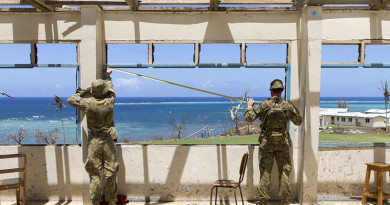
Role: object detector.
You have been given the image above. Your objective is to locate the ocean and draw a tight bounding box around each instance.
[0,97,387,144]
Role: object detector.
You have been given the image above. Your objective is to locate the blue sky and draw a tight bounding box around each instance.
[0,43,389,97]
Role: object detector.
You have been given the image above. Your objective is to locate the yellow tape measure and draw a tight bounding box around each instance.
[109,67,248,103]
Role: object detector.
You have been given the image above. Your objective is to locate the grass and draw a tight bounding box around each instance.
[319,132,390,143]
[138,132,390,145]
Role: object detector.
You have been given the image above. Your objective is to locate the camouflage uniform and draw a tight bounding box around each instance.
[67,77,119,205]
[245,80,302,205]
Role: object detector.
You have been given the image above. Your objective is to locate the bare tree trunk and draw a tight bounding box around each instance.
[60,108,66,144]
[385,100,389,132]
[234,116,239,135]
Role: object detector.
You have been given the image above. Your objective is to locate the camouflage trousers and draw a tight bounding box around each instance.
[258,137,292,201]
[85,136,120,205]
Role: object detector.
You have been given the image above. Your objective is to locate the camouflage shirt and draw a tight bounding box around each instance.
[67,77,118,141]
[245,97,302,137]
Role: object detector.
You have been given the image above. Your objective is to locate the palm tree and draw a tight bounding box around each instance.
[378,80,389,132]
[51,95,66,144]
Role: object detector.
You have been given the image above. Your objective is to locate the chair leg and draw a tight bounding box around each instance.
[234,188,238,205]
[210,187,215,205]
[377,171,384,205]
[362,167,371,204]
[238,185,244,205]
[215,187,218,205]
[23,187,26,205]
[16,188,20,205]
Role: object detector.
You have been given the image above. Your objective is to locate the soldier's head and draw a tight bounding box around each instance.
[91,79,109,98]
[269,79,284,96]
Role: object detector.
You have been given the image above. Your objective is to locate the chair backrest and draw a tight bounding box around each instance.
[0,154,26,180]
[238,152,249,184]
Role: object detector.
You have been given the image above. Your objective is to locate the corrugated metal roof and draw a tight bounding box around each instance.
[364,109,390,114]
[319,108,349,113]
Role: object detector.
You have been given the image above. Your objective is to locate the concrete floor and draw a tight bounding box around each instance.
[0,200,388,205]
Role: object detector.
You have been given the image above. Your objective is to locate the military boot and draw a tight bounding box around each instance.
[256,199,268,205]
[280,198,289,205]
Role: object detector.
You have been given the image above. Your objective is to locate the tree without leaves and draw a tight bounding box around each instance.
[169,118,188,139]
[34,129,59,144]
[5,129,28,145]
[196,114,209,138]
[337,99,349,109]
[50,95,66,144]
[212,120,224,137]
[229,90,249,135]
[378,80,390,132]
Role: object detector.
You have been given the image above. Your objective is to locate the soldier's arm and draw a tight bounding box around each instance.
[245,101,263,122]
[67,92,87,111]
[287,102,302,126]
[104,69,116,98]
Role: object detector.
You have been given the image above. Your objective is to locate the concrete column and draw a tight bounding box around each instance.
[288,39,302,200]
[297,6,322,204]
[80,5,106,205]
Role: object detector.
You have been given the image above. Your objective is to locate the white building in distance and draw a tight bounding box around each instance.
[320,108,390,128]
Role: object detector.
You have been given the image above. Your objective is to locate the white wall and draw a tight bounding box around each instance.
[0,145,83,201]
[0,144,388,202]
[322,115,386,128]
[318,145,390,198]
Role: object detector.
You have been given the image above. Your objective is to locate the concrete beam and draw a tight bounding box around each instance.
[294,0,310,10]
[213,0,219,10]
[25,0,54,11]
[209,0,214,10]
[322,12,390,40]
[124,0,138,10]
[45,0,126,5]
[2,11,390,43]
[297,6,322,204]
[30,43,37,64]
[140,0,292,4]
[308,0,382,4]
[0,13,81,42]
[42,0,293,6]
[0,0,21,5]
[371,0,390,10]
[103,12,300,42]
[220,0,291,3]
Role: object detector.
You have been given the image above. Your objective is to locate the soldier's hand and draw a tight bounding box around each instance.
[76,87,83,94]
[247,98,255,108]
[106,69,112,78]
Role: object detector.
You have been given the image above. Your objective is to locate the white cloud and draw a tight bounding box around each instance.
[55,84,62,89]
[114,78,142,89]
[202,80,215,89]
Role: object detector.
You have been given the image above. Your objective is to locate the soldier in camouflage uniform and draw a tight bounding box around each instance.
[245,79,302,205]
[67,69,119,205]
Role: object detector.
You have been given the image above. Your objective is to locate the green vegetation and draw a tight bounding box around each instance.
[138,132,390,145]
[319,132,390,143]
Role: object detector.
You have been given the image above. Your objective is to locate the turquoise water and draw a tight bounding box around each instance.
[0,97,386,144]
